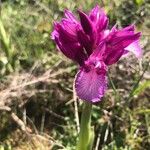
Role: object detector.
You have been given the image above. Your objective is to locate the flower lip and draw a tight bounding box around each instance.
[75,65,107,103]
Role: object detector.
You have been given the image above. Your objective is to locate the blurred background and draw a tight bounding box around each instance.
[0,0,150,149]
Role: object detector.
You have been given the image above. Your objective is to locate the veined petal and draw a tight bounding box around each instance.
[108,25,141,48]
[125,40,142,58]
[55,23,78,42]
[89,5,101,22]
[97,11,108,32]
[61,19,78,36]
[75,68,107,103]
[104,48,124,65]
[55,37,87,65]
[103,26,141,65]
[64,10,78,23]
[111,32,141,49]
[89,5,108,31]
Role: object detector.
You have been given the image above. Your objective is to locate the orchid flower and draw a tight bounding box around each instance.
[51,5,142,103]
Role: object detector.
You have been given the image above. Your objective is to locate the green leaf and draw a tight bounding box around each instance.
[133,81,150,96]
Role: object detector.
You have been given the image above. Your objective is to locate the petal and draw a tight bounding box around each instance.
[125,40,142,58]
[64,10,78,23]
[77,28,93,55]
[89,5,108,32]
[108,25,141,48]
[51,14,88,65]
[51,30,58,40]
[78,10,94,35]
[89,5,101,22]
[111,32,141,52]
[104,48,124,65]
[54,37,87,65]
[90,41,106,59]
[61,19,79,36]
[104,28,141,65]
[51,22,59,39]
[122,24,135,32]
[55,23,78,42]
[96,11,108,32]
[75,68,107,103]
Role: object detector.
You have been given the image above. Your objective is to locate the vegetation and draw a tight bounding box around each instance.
[0,0,150,149]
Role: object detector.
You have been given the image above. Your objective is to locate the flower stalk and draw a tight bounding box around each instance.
[76,101,94,150]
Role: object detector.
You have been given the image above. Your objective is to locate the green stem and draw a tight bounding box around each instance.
[76,101,94,150]
[0,17,10,58]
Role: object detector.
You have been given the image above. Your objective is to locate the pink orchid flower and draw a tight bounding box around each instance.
[52,5,142,103]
